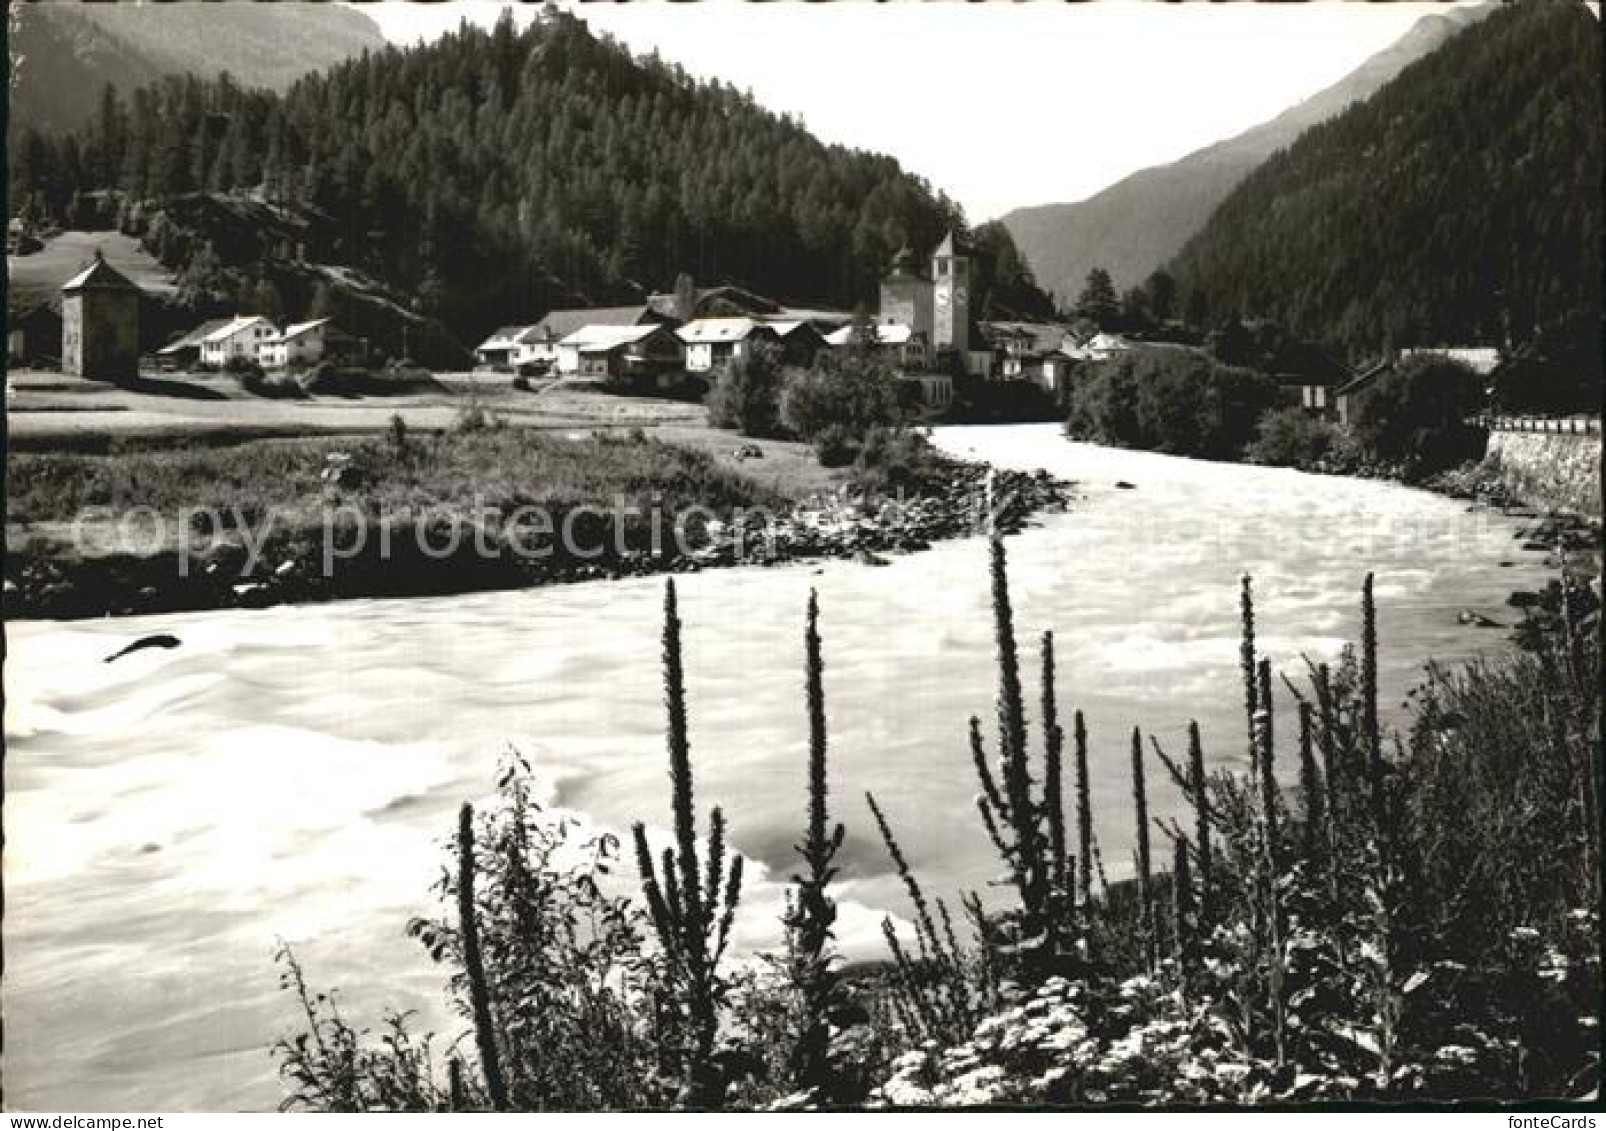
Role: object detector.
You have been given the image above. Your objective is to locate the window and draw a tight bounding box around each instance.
[936,259,949,278]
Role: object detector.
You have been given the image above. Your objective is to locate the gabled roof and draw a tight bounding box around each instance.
[533,305,662,343]
[559,323,676,352]
[202,315,276,344]
[61,253,140,294]
[275,318,331,344]
[1267,341,1352,387]
[986,321,1074,356]
[677,317,776,344]
[158,317,233,354]
[478,325,537,351]
[646,285,779,320]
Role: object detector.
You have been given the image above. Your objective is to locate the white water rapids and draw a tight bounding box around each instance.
[3,424,1552,1110]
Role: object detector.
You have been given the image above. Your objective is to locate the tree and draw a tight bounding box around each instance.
[1350,356,1487,475]
[706,341,785,437]
[1143,270,1178,324]
[1074,267,1119,329]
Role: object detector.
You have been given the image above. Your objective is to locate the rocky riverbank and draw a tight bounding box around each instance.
[5,460,1074,621]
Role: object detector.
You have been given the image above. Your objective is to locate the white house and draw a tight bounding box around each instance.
[474,325,535,367]
[200,315,278,367]
[259,319,362,370]
[494,305,673,372]
[677,317,781,373]
[553,323,684,378]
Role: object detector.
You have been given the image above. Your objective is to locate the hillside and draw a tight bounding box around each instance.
[1000,4,1494,303]
[1167,0,1602,359]
[10,8,1029,347]
[7,0,386,134]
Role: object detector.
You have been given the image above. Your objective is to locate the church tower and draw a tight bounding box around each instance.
[930,230,969,354]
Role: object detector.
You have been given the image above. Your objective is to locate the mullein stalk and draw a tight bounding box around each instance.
[1240,575,1259,773]
[1298,701,1324,861]
[1074,709,1093,910]
[1361,573,1382,815]
[1040,631,1070,925]
[631,580,743,1107]
[1253,660,1287,1069]
[457,803,508,1112]
[1131,727,1154,971]
[1187,720,1212,925]
[1171,834,1196,969]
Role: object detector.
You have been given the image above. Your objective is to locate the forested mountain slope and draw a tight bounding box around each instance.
[8,0,386,134]
[13,10,1039,345]
[1167,0,1601,358]
[1000,4,1493,303]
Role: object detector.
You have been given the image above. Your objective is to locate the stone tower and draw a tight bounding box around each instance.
[930,230,970,354]
[878,245,934,340]
[61,251,141,380]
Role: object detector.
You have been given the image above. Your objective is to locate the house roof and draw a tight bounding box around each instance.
[986,321,1073,356]
[559,323,675,352]
[534,305,661,343]
[275,318,331,344]
[158,317,234,354]
[61,253,140,294]
[202,315,276,344]
[1336,359,1393,398]
[772,307,851,328]
[1267,341,1352,387]
[824,321,918,347]
[646,285,780,321]
[477,325,536,351]
[677,317,775,344]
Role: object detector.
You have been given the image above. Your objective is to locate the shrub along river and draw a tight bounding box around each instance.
[4,423,1555,1111]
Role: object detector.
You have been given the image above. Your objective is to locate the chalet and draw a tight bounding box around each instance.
[989,321,1076,391]
[8,302,62,365]
[647,284,781,322]
[61,252,142,380]
[823,320,931,370]
[1266,342,1352,420]
[678,317,781,373]
[200,315,278,368]
[1334,360,1391,429]
[260,319,365,370]
[765,320,827,367]
[475,325,534,368]
[556,323,684,379]
[156,317,233,369]
[511,304,674,371]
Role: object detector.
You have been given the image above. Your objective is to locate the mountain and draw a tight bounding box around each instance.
[11,9,991,347]
[8,0,387,134]
[1000,4,1496,305]
[1167,0,1602,359]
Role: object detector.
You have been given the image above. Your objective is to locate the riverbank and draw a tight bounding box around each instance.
[5,423,1072,620]
[3,424,1567,1110]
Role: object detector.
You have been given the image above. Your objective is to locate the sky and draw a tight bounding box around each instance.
[356,0,1480,223]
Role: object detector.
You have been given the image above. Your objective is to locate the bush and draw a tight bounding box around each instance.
[1351,356,1487,475]
[849,426,943,494]
[1067,349,1279,460]
[224,354,265,380]
[1246,406,1344,468]
[780,353,905,444]
[706,343,786,437]
[812,425,859,469]
[511,375,531,392]
[295,361,338,394]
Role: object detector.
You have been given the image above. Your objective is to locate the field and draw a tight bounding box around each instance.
[7,230,178,304]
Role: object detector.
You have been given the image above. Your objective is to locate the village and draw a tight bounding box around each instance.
[8,227,1484,434]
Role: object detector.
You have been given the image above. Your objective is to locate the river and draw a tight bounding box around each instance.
[3,424,1553,1110]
